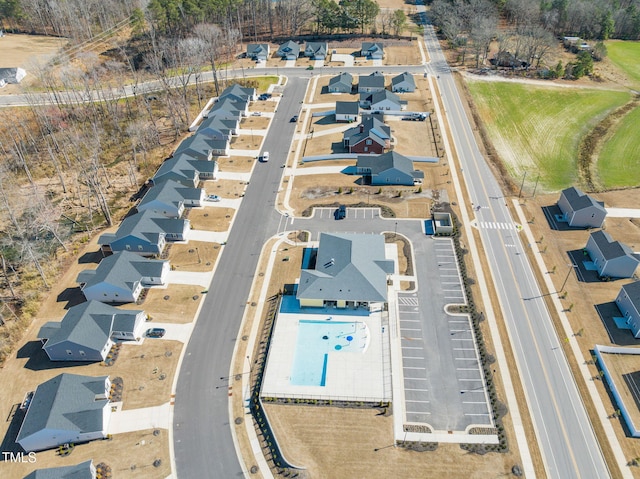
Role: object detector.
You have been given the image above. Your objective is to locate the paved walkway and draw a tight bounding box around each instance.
[286,165,346,176]
[606,207,640,218]
[166,270,215,287]
[108,403,172,434]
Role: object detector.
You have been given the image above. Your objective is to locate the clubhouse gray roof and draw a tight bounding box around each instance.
[560,186,605,212]
[621,281,640,308]
[99,210,187,246]
[23,459,95,479]
[297,233,394,302]
[336,101,359,115]
[17,374,109,444]
[357,151,424,179]
[329,72,353,89]
[590,230,638,261]
[277,40,300,57]
[77,251,166,291]
[359,71,385,89]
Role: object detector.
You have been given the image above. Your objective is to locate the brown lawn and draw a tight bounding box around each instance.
[120,284,203,324]
[218,155,256,172]
[385,44,423,66]
[187,207,234,231]
[168,240,220,272]
[231,134,263,150]
[205,179,247,198]
[241,115,271,129]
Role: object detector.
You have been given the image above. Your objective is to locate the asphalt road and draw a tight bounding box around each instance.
[172,76,309,479]
[418,5,611,479]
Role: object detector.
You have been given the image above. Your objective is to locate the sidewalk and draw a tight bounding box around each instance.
[606,207,640,218]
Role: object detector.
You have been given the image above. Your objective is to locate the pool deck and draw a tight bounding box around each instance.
[261,307,392,402]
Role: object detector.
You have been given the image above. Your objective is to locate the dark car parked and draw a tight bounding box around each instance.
[146,328,166,338]
[335,204,346,220]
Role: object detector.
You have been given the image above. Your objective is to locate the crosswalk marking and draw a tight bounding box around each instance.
[398,297,419,306]
[479,221,515,230]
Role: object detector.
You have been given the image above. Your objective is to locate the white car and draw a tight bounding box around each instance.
[207,194,220,202]
[260,151,269,162]
[251,111,262,116]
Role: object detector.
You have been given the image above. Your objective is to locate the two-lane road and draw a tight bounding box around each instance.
[418,5,611,478]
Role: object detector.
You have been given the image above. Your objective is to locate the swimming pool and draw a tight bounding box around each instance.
[290,319,370,386]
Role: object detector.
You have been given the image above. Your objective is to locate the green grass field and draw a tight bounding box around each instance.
[597,105,640,188]
[606,41,640,88]
[467,81,630,191]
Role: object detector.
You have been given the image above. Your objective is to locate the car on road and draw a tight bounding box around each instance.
[290,115,298,123]
[259,151,269,162]
[335,204,346,220]
[207,194,220,202]
[146,328,166,338]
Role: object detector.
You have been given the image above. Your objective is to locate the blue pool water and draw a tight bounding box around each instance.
[290,319,368,386]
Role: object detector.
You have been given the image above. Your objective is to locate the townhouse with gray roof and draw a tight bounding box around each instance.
[152,153,217,188]
[16,374,111,452]
[358,71,385,93]
[138,179,205,218]
[557,186,607,228]
[24,459,96,479]
[219,83,257,102]
[356,151,424,186]
[615,281,640,338]
[198,114,239,141]
[343,116,391,154]
[328,72,353,93]
[77,251,169,303]
[297,233,394,311]
[98,210,190,256]
[277,40,300,60]
[304,41,328,59]
[38,301,146,361]
[207,97,247,118]
[361,42,384,59]
[391,72,416,92]
[585,230,640,279]
[246,43,269,61]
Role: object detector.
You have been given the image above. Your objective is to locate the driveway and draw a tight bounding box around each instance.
[108,403,171,434]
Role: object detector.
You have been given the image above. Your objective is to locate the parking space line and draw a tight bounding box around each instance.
[460,389,485,393]
[451,338,473,341]
[404,377,428,380]
[402,346,423,350]
[404,366,427,370]
[465,413,491,416]
[456,368,479,371]
[462,401,487,404]
[403,356,425,360]
[406,399,430,403]
[405,388,429,392]
[400,319,421,322]
[459,378,482,381]
[401,328,422,332]
[453,348,475,351]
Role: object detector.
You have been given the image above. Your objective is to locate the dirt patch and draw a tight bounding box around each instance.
[187,207,234,231]
[241,115,271,129]
[168,240,220,272]
[2,428,170,479]
[385,44,422,65]
[264,404,521,479]
[251,100,278,113]
[121,284,203,324]
[231,134,263,150]
[218,155,256,172]
[206,179,247,198]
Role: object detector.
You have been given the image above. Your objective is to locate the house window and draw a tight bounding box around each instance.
[66,350,72,355]
[138,245,143,251]
[366,139,372,145]
[364,147,369,152]
[125,245,131,250]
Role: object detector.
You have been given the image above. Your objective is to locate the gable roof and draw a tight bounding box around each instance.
[356,151,424,179]
[173,134,215,161]
[138,179,202,210]
[362,42,384,53]
[329,72,353,89]
[621,281,640,308]
[17,374,109,445]
[305,41,328,56]
[99,210,187,246]
[0,67,26,83]
[336,101,359,115]
[560,186,605,212]
[247,43,269,56]
[209,97,245,118]
[369,89,401,106]
[37,301,142,350]
[344,116,391,148]
[76,251,166,292]
[359,71,385,89]
[152,154,215,185]
[198,115,237,138]
[297,233,394,302]
[24,460,95,479]
[219,84,255,102]
[589,230,638,261]
[277,40,300,57]
[392,72,415,88]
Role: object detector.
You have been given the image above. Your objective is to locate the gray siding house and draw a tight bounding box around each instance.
[277,40,300,60]
[152,153,218,187]
[24,460,96,479]
[615,281,640,338]
[77,251,169,303]
[17,374,111,452]
[304,41,328,59]
[557,186,606,228]
[368,90,402,111]
[38,301,146,362]
[585,230,640,279]
[98,210,190,256]
[198,115,239,140]
[335,101,359,122]
[356,151,424,186]
[297,233,394,311]
[328,72,353,93]
[361,42,384,59]
[247,43,270,61]
[391,72,416,92]
[358,71,385,93]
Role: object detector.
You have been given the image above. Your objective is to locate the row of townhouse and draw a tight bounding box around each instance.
[328,71,416,94]
[14,85,258,462]
[248,41,386,62]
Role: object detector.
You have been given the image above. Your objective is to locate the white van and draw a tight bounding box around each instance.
[260,151,269,162]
